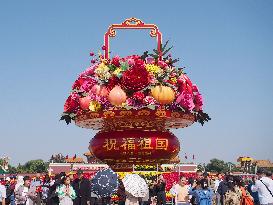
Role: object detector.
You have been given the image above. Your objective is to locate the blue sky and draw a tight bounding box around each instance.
[0,1,273,166]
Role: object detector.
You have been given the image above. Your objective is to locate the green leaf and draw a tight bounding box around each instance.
[161,40,169,52]
[108,64,117,71]
[153,49,159,54]
[162,46,173,56]
[141,51,149,60]
[60,115,72,125]
[147,104,156,110]
[120,61,129,71]
[171,58,180,64]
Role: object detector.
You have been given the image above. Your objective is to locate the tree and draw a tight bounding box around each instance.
[7,165,17,174]
[206,158,229,173]
[23,159,49,173]
[197,163,205,172]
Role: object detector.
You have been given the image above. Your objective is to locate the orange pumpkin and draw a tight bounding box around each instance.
[108,86,127,106]
[79,96,91,110]
[91,84,109,97]
[151,85,175,105]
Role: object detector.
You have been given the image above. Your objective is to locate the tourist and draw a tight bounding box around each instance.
[117,179,126,205]
[15,176,24,192]
[0,181,6,205]
[217,175,229,205]
[41,174,51,204]
[90,191,98,205]
[155,175,166,205]
[233,176,253,205]
[196,170,204,181]
[31,173,42,205]
[251,168,273,205]
[247,178,260,205]
[189,178,214,205]
[68,172,75,182]
[56,175,76,205]
[171,176,190,205]
[223,176,241,205]
[149,178,157,205]
[124,191,138,205]
[214,173,223,205]
[187,177,196,205]
[47,174,62,205]
[15,176,37,205]
[5,177,16,205]
[72,169,91,205]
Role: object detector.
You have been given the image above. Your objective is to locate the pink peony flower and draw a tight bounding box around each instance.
[127,58,135,66]
[157,60,168,69]
[80,79,96,92]
[144,96,157,105]
[176,91,195,111]
[146,57,154,64]
[126,98,135,106]
[79,64,98,77]
[192,84,199,93]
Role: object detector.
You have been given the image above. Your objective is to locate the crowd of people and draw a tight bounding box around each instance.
[167,169,273,205]
[0,168,272,205]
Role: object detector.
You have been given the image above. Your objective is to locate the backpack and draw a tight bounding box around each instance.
[240,187,254,205]
[198,190,213,205]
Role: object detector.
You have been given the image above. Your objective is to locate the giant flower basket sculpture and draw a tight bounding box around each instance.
[61,18,210,167]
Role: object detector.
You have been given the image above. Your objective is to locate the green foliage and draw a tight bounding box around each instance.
[146,40,179,66]
[197,164,205,172]
[23,159,49,173]
[206,158,230,173]
[60,112,76,125]
[194,111,211,126]
[9,160,49,174]
[7,165,17,174]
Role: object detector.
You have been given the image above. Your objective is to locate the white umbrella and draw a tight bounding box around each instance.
[122,174,149,198]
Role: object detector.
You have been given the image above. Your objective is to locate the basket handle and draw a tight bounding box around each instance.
[104,17,162,60]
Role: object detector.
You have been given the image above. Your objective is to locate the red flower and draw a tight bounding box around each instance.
[64,93,79,113]
[132,91,145,102]
[121,58,149,91]
[91,59,96,64]
[111,55,120,67]
[102,45,106,50]
[107,76,120,90]
[89,52,95,56]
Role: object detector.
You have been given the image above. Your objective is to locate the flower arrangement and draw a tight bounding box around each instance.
[61,41,210,125]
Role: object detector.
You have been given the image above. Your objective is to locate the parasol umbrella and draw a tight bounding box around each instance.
[91,168,118,198]
[122,174,149,198]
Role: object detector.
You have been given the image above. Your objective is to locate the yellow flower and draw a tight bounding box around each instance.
[145,64,162,74]
[89,101,102,112]
[113,68,122,76]
[170,77,177,83]
[95,63,109,74]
